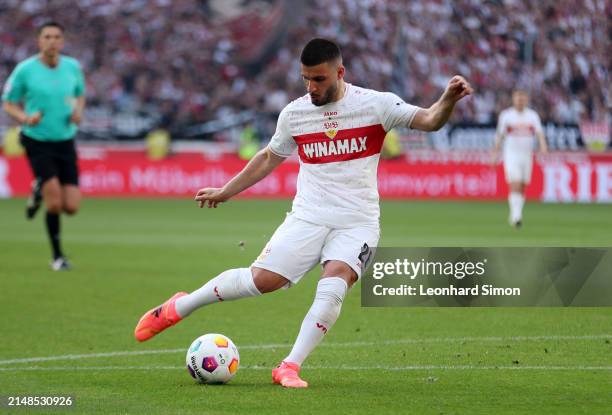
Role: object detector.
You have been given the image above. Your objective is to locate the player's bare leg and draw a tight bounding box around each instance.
[42,177,63,214]
[62,185,81,215]
[508,181,526,228]
[273,261,356,388]
[251,268,293,293]
[135,267,288,342]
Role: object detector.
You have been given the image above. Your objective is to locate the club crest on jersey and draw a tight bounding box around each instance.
[325,130,338,139]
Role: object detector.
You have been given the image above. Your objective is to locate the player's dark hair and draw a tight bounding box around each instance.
[37,21,65,35]
[300,38,341,66]
[513,88,529,95]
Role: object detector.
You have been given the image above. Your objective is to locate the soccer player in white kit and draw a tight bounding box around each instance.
[134,38,473,388]
[494,89,548,227]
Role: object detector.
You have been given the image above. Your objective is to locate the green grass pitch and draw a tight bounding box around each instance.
[0,198,610,414]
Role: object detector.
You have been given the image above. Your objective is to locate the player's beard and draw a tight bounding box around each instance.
[310,83,337,107]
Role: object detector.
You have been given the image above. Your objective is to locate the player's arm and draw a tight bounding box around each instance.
[492,128,505,164]
[491,134,504,165]
[534,114,547,154]
[410,75,473,132]
[491,111,507,164]
[71,62,86,124]
[195,146,287,208]
[2,67,42,125]
[2,101,41,126]
[70,95,86,125]
[493,131,504,153]
[490,134,504,165]
[536,130,548,154]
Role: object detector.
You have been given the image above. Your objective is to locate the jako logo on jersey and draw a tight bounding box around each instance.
[294,124,386,164]
[316,323,328,334]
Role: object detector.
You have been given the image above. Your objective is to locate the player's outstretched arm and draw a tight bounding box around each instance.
[410,75,473,132]
[195,146,286,208]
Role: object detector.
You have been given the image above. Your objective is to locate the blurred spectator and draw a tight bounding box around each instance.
[0,0,609,138]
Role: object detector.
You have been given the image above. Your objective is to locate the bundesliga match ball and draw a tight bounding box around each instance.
[185,333,240,384]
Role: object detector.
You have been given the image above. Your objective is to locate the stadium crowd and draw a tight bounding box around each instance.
[0,0,609,136]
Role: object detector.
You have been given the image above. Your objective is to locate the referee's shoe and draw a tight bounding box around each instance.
[25,178,42,219]
[50,256,72,271]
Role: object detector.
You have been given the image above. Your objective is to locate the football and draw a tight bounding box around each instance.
[185,333,240,384]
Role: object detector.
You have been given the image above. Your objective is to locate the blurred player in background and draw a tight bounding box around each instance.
[135,38,472,388]
[493,89,547,228]
[2,21,86,270]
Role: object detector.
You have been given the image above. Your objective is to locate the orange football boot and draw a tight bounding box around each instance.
[134,292,187,342]
[272,361,308,388]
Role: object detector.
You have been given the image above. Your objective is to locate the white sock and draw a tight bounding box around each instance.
[508,192,524,222]
[517,193,525,218]
[284,277,348,366]
[175,268,261,317]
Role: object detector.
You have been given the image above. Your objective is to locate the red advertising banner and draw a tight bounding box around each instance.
[1,148,611,202]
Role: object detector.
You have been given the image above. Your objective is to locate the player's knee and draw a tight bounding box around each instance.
[62,186,81,215]
[322,261,358,288]
[251,267,290,293]
[45,199,62,214]
[509,182,523,193]
[63,203,79,215]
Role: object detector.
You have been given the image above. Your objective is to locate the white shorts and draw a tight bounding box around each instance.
[251,214,379,287]
[503,152,533,184]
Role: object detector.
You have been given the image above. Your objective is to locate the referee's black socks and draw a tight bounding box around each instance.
[46,211,63,260]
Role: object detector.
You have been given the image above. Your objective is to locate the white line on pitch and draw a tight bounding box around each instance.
[0,334,609,366]
[0,365,610,372]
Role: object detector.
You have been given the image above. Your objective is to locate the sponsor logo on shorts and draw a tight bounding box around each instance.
[358,243,373,272]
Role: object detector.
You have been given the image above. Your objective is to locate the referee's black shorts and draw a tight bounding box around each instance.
[20,133,79,186]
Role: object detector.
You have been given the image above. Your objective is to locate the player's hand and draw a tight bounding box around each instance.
[25,112,42,126]
[490,150,500,166]
[70,110,82,125]
[194,187,230,208]
[443,76,473,103]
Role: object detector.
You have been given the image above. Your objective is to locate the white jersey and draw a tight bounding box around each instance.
[496,107,543,156]
[268,83,419,228]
